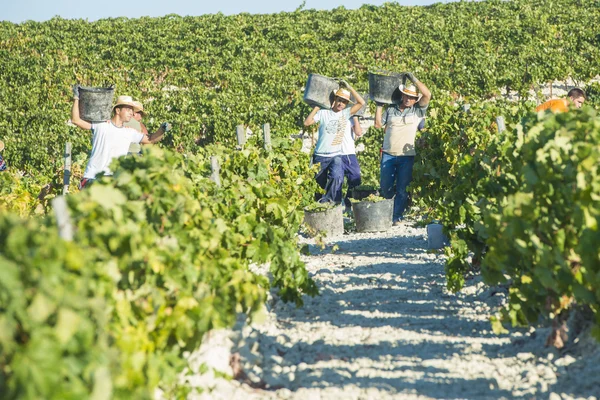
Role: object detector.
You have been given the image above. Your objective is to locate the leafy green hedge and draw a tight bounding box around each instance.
[412,101,600,339]
[0,141,318,398]
[1,0,599,177]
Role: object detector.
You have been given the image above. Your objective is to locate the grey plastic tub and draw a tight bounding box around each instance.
[368,71,405,105]
[304,204,344,238]
[352,199,393,232]
[79,85,115,122]
[303,74,339,109]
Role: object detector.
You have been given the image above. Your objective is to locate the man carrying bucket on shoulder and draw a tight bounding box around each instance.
[71,85,163,189]
[374,72,431,225]
[304,80,365,203]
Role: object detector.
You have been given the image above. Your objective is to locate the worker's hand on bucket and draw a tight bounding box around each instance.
[160,122,171,132]
[72,84,80,100]
[405,72,417,83]
[338,79,350,88]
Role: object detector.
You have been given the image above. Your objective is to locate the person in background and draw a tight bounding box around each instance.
[304,81,365,204]
[535,88,586,112]
[0,140,6,172]
[71,85,163,189]
[125,101,170,155]
[341,115,364,209]
[375,72,431,225]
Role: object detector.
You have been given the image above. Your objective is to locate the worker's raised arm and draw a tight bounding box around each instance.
[71,85,92,130]
[304,106,320,126]
[405,73,431,108]
[339,80,365,116]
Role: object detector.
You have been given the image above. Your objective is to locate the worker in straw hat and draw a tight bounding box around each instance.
[304,80,366,204]
[124,100,170,155]
[71,85,165,189]
[374,72,431,225]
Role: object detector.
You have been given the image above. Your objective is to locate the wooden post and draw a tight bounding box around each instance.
[236,125,246,149]
[210,156,221,187]
[496,116,506,133]
[263,123,271,151]
[63,142,72,195]
[52,196,73,241]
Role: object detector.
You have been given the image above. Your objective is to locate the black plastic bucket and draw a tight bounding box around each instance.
[368,71,405,105]
[352,199,393,232]
[79,85,115,122]
[303,74,339,109]
[304,204,344,238]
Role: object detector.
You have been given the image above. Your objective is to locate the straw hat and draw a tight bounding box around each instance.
[334,88,354,103]
[113,95,135,109]
[0,140,4,152]
[399,84,419,98]
[132,101,145,115]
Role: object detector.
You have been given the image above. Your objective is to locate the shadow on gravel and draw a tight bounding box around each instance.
[248,257,518,397]
[306,234,431,259]
[252,334,516,399]
[296,262,498,339]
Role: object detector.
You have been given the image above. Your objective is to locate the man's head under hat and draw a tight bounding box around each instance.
[332,88,354,112]
[112,95,135,122]
[399,84,420,107]
[132,101,145,121]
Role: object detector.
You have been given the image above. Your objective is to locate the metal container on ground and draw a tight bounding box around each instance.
[304,204,344,238]
[427,223,449,249]
[368,71,405,105]
[78,85,115,122]
[352,198,393,232]
[303,74,339,109]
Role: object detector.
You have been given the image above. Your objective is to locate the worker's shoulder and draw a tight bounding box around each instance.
[535,98,568,113]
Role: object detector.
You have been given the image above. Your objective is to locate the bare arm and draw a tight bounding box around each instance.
[415,79,431,108]
[141,124,167,144]
[374,105,385,129]
[71,99,92,130]
[352,116,363,138]
[304,106,320,126]
[346,85,366,116]
[405,73,431,108]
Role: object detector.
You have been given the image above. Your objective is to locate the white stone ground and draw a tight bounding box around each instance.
[176,223,600,400]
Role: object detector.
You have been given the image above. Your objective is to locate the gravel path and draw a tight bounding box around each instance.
[181,224,600,400]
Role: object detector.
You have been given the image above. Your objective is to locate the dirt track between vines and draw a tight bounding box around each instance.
[180,223,600,400]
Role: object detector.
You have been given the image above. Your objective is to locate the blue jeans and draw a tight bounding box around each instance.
[313,155,344,204]
[380,152,415,222]
[342,154,361,207]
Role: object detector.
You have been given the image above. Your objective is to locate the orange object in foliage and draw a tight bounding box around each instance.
[535,98,569,113]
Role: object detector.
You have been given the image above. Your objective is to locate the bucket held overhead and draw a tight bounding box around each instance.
[303,74,339,109]
[78,85,115,122]
[368,71,405,105]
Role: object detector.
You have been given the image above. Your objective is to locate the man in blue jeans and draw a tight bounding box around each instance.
[304,81,365,203]
[375,73,431,225]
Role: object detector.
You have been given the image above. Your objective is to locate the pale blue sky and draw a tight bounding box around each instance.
[3,0,449,23]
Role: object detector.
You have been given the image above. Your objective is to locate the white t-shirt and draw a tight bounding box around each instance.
[313,108,352,157]
[342,118,358,155]
[83,121,144,179]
